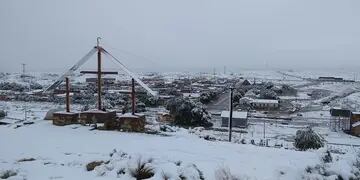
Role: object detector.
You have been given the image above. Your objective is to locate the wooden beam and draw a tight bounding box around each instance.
[80,71,118,75]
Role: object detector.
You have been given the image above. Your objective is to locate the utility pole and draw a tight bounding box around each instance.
[65,77,70,112]
[263,118,266,140]
[131,78,136,115]
[21,63,26,76]
[228,87,234,142]
[24,103,27,121]
[97,37,102,110]
[224,66,226,75]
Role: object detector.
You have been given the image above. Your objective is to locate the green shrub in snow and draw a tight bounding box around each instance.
[0,110,6,118]
[294,127,324,151]
[129,158,155,180]
[166,98,213,128]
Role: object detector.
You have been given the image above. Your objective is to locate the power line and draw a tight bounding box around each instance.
[101,40,161,67]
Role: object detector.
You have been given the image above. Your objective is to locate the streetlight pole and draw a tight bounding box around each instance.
[229,87,234,142]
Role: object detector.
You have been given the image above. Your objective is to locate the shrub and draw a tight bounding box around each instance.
[116,168,126,178]
[259,89,278,100]
[322,150,332,163]
[86,161,104,171]
[129,158,155,180]
[0,82,25,92]
[166,98,213,128]
[200,91,218,104]
[0,170,17,179]
[214,167,240,180]
[294,127,324,151]
[162,171,171,180]
[0,110,6,118]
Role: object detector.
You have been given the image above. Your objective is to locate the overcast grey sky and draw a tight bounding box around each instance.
[0,0,359,73]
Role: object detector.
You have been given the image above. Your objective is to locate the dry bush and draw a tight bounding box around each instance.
[0,170,17,179]
[86,161,104,171]
[215,167,241,180]
[129,158,155,180]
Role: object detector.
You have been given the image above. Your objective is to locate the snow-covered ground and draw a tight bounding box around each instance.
[2,70,360,179]
[1,101,360,180]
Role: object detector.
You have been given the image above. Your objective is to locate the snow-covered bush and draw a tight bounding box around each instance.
[294,127,324,151]
[303,164,344,180]
[322,150,333,163]
[0,110,6,118]
[137,93,158,107]
[86,161,104,171]
[128,158,155,180]
[0,170,17,179]
[259,89,278,100]
[279,84,297,96]
[29,82,43,90]
[215,167,241,180]
[72,90,96,105]
[233,90,244,104]
[0,82,25,92]
[178,164,205,180]
[350,153,360,179]
[200,91,218,104]
[166,98,213,127]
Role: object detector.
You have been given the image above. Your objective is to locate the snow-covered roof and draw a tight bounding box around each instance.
[221,111,248,119]
[53,111,78,115]
[352,112,360,115]
[183,93,201,98]
[107,89,131,93]
[251,99,279,104]
[55,93,74,97]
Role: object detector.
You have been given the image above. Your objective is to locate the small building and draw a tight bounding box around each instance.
[351,112,360,136]
[330,108,351,131]
[221,111,248,128]
[250,99,279,110]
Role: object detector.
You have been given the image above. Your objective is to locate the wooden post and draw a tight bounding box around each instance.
[65,77,70,112]
[131,78,136,115]
[229,87,234,142]
[97,38,102,110]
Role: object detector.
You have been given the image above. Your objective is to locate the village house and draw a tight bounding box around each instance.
[221,111,248,128]
[250,99,279,110]
[330,108,351,131]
